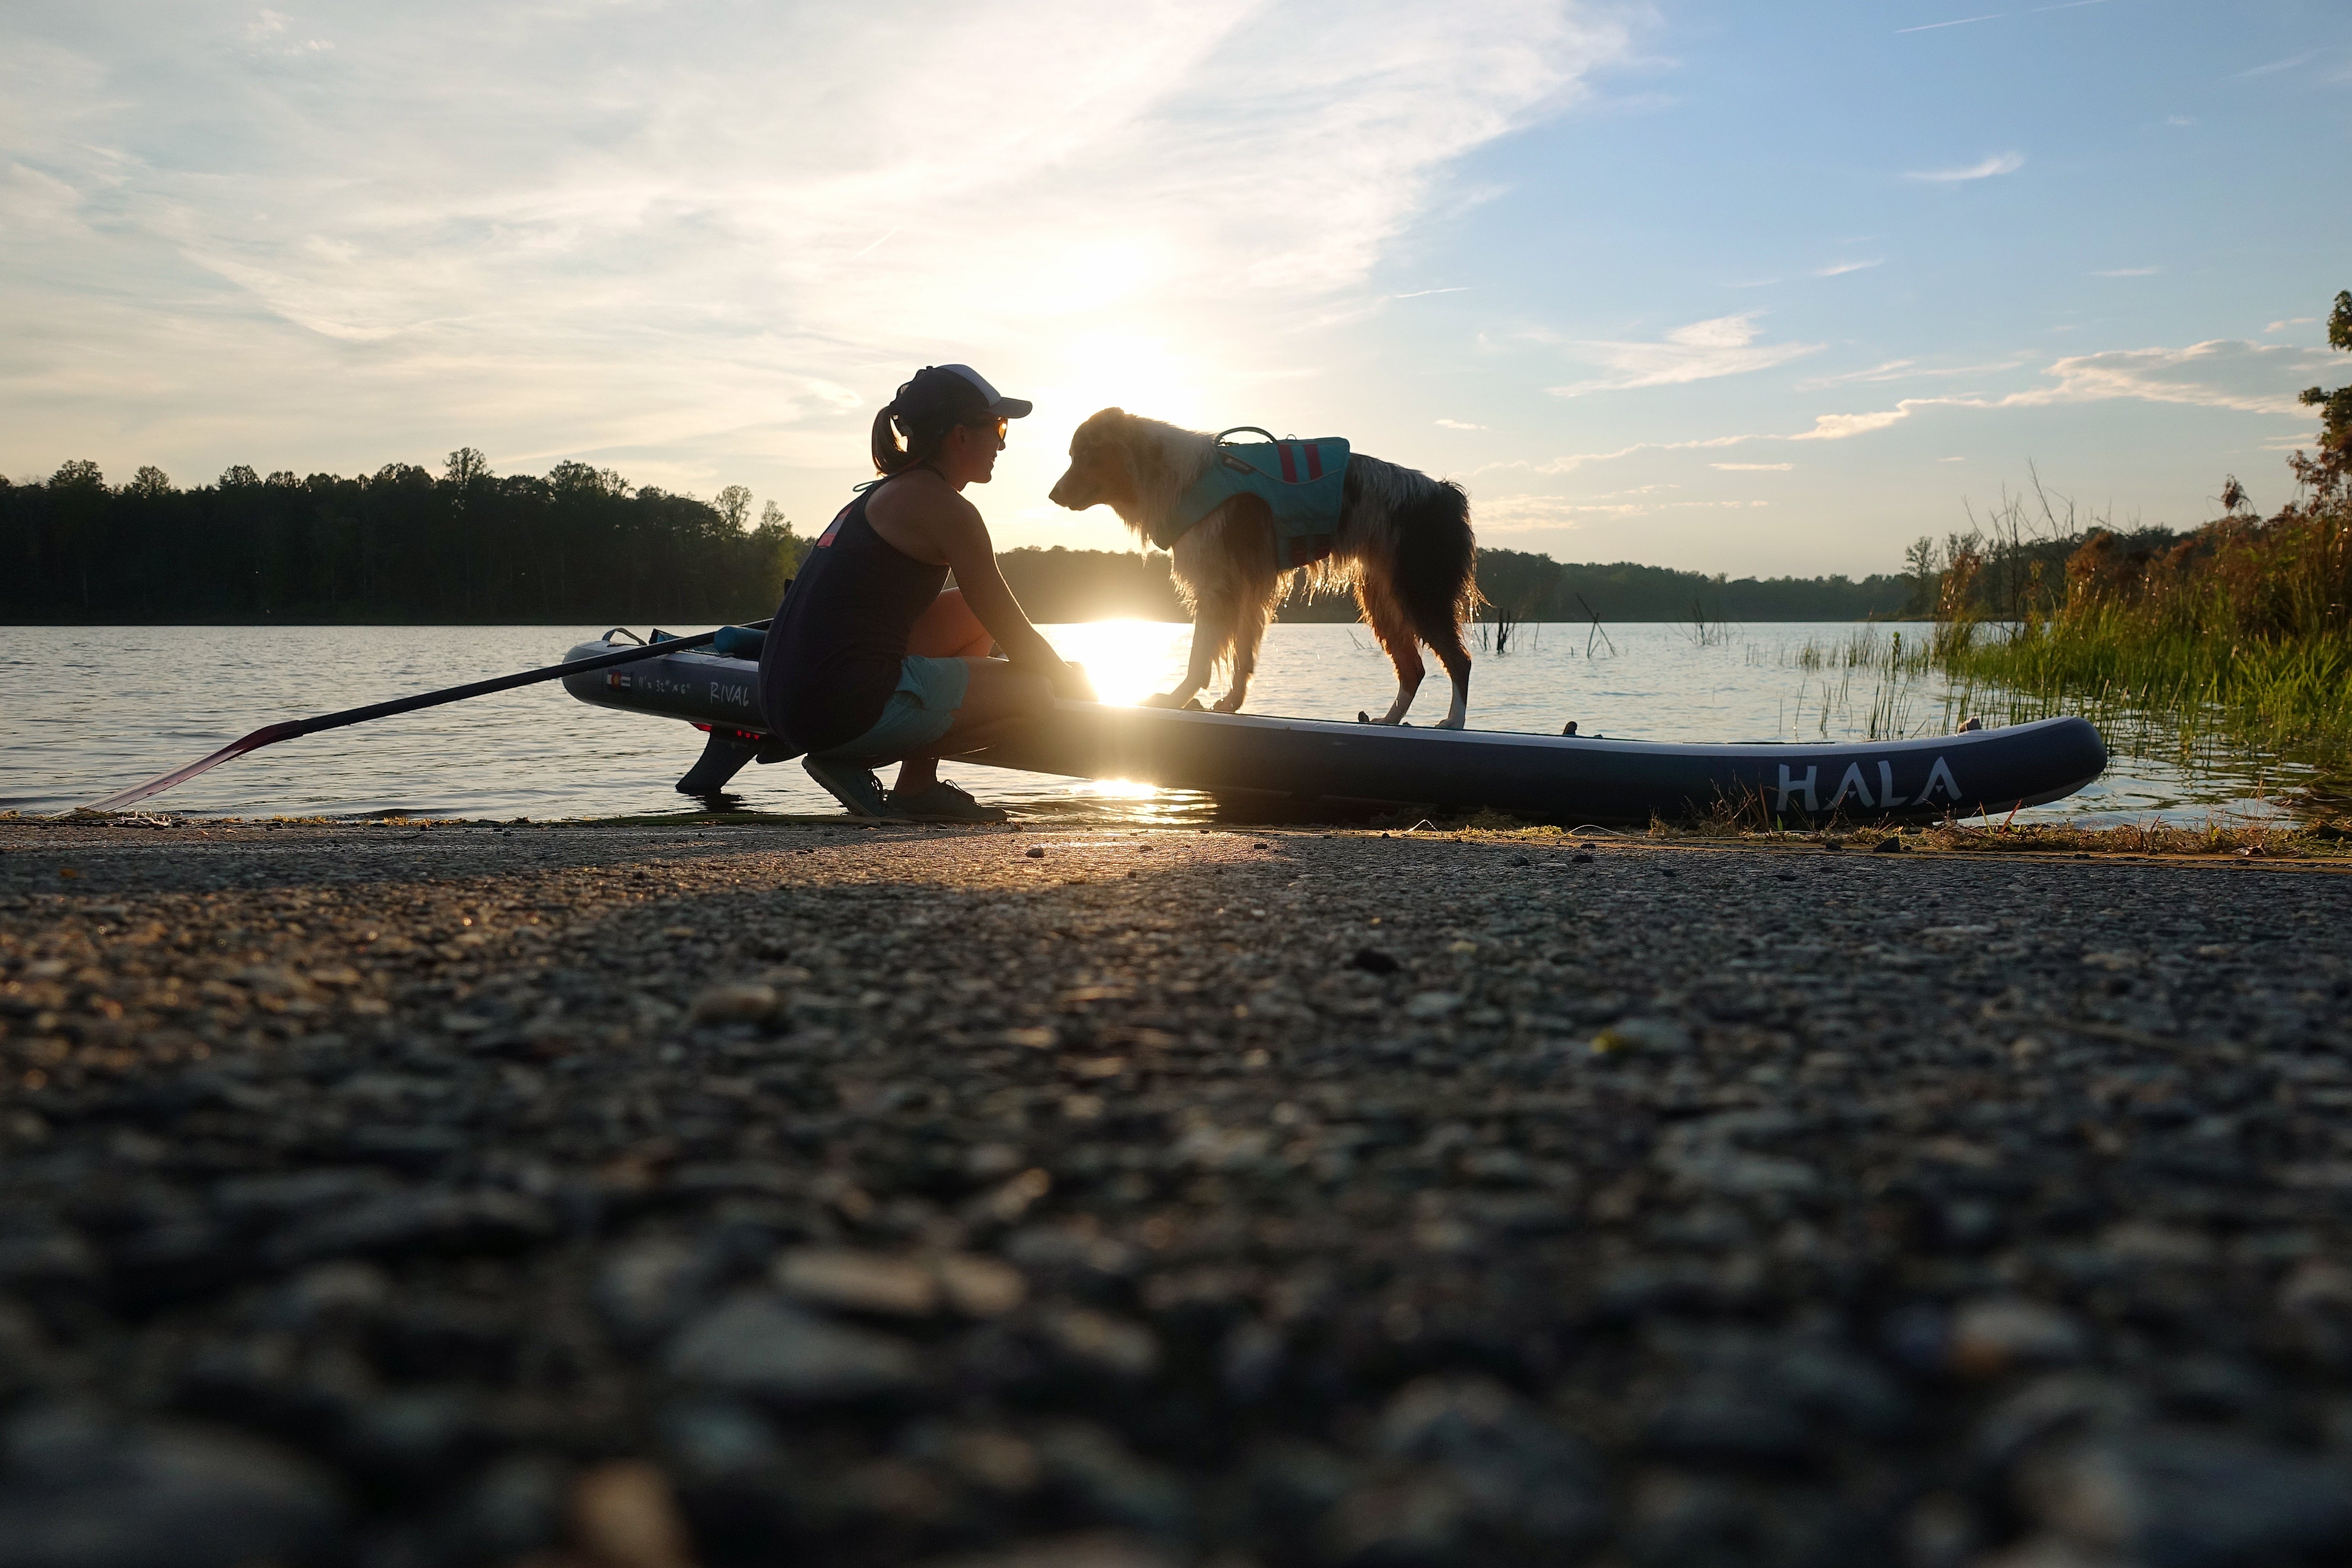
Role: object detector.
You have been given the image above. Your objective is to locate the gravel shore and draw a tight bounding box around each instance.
[3,815,2351,1568]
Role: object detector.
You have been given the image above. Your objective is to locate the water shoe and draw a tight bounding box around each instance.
[890,780,1009,824]
[803,757,905,819]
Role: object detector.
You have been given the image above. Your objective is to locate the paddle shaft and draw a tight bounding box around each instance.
[86,622,769,813]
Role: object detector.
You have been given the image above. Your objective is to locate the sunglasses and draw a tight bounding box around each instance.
[968,417,1008,442]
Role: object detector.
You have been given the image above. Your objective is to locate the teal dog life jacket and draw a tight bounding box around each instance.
[1151,427,1351,570]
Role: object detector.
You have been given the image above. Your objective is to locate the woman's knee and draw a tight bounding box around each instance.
[909,589,989,657]
[956,661,1053,726]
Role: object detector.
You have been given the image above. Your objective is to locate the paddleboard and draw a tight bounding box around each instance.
[559,635,2107,824]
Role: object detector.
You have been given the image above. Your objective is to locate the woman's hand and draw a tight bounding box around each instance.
[1050,660,1097,701]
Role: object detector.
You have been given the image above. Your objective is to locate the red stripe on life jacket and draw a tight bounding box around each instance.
[1303,441,1324,480]
[1277,442,1298,482]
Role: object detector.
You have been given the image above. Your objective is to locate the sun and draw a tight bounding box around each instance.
[1041,617,1193,707]
[1045,330,1203,429]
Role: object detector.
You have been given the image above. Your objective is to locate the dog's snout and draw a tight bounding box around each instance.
[1048,471,1080,509]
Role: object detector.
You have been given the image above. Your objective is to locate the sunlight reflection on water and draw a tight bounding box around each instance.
[0,621,2311,824]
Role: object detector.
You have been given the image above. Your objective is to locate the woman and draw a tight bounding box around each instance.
[758,364,1091,822]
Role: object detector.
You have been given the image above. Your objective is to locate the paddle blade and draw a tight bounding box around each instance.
[85,720,306,813]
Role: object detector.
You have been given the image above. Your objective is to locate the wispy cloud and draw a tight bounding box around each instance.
[243,8,332,54]
[1473,494,1627,530]
[1792,406,1922,440]
[2266,318,2316,333]
[1896,13,2004,34]
[1785,338,2336,439]
[1474,433,1764,476]
[2233,53,2312,79]
[1502,335,2334,481]
[1798,359,1917,389]
[1731,257,1885,288]
[1895,1,2110,34]
[1548,312,1821,396]
[1793,357,2027,391]
[2004,339,2333,415]
[1474,492,1772,532]
[2092,266,2159,277]
[1393,287,1472,300]
[1906,150,2025,182]
[1712,461,1792,470]
[1435,417,1484,429]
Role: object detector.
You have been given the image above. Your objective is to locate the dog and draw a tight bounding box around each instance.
[1047,408,1479,727]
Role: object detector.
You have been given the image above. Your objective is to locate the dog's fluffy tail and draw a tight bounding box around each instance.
[1394,478,1481,632]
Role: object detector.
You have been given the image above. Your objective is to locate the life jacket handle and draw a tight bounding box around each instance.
[1211,426,1310,482]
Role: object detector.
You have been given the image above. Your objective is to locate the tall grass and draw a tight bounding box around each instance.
[1939,498,2352,784]
[1777,626,1938,740]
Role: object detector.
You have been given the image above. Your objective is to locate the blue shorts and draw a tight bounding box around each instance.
[808,655,970,762]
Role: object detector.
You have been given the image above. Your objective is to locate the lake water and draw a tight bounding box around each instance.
[0,621,2313,824]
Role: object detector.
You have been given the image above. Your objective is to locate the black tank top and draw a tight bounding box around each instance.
[758,475,950,754]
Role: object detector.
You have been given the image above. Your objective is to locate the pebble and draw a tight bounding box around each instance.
[916,1534,1175,1568]
[0,1407,344,1568]
[771,1248,1027,1321]
[1949,1297,2089,1379]
[1591,1016,1693,1054]
[1404,990,1463,1020]
[665,1293,922,1402]
[265,1187,556,1267]
[686,982,779,1024]
[570,1459,697,1568]
[2012,1429,2352,1566]
[776,1248,941,1316]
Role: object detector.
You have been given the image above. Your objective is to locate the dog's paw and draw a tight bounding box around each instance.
[1356,711,1372,724]
[1434,717,1466,731]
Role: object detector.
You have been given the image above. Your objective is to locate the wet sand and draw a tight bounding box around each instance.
[3,815,2351,1568]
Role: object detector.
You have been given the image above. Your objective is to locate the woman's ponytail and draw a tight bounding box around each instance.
[872,404,914,475]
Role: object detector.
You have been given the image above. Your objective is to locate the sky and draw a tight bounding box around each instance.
[3,0,2349,578]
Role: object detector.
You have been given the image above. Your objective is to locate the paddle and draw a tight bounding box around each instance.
[85,621,769,813]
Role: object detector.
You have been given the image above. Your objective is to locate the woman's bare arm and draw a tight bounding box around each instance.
[867,474,1092,696]
[933,503,1093,696]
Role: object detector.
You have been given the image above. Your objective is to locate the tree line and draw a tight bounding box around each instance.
[0,450,804,624]
[3,449,1916,625]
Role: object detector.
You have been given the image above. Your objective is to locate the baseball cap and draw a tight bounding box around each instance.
[932,364,1032,420]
